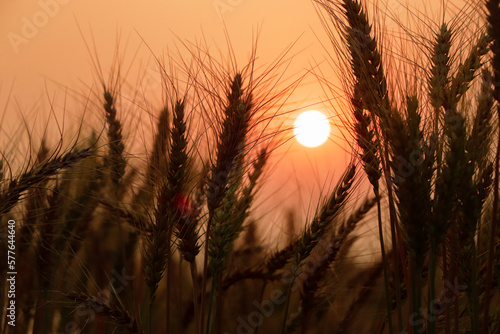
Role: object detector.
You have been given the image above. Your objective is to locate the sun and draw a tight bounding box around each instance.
[293,110,331,147]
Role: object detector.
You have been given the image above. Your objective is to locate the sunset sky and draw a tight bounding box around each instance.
[0,0,476,241]
[1,0,329,109]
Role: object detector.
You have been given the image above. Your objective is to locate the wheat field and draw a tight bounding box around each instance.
[1,0,500,333]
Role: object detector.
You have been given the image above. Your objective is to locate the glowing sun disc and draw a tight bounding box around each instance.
[293,110,331,147]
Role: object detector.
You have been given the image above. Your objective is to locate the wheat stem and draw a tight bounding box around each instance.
[483,1,500,330]
[201,73,252,334]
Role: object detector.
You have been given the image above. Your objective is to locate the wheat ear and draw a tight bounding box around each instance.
[0,147,92,216]
[19,140,50,254]
[287,197,376,333]
[296,163,356,263]
[201,73,252,334]
[144,100,188,333]
[103,90,126,188]
[280,163,356,333]
[67,292,142,334]
[133,106,170,209]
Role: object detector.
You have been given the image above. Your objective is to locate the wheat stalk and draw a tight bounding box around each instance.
[209,148,267,274]
[142,99,190,334]
[446,33,491,108]
[201,72,253,334]
[133,106,170,210]
[67,292,142,334]
[280,163,356,333]
[336,0,401,329]
[286,197,376,333]
[334,262,384,334]
[0,147,92,216]
[19,140,50,254]
[296,163,356,263]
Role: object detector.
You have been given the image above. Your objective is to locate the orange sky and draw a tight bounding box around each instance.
[0,0,477,242]
[1,1,328,105]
